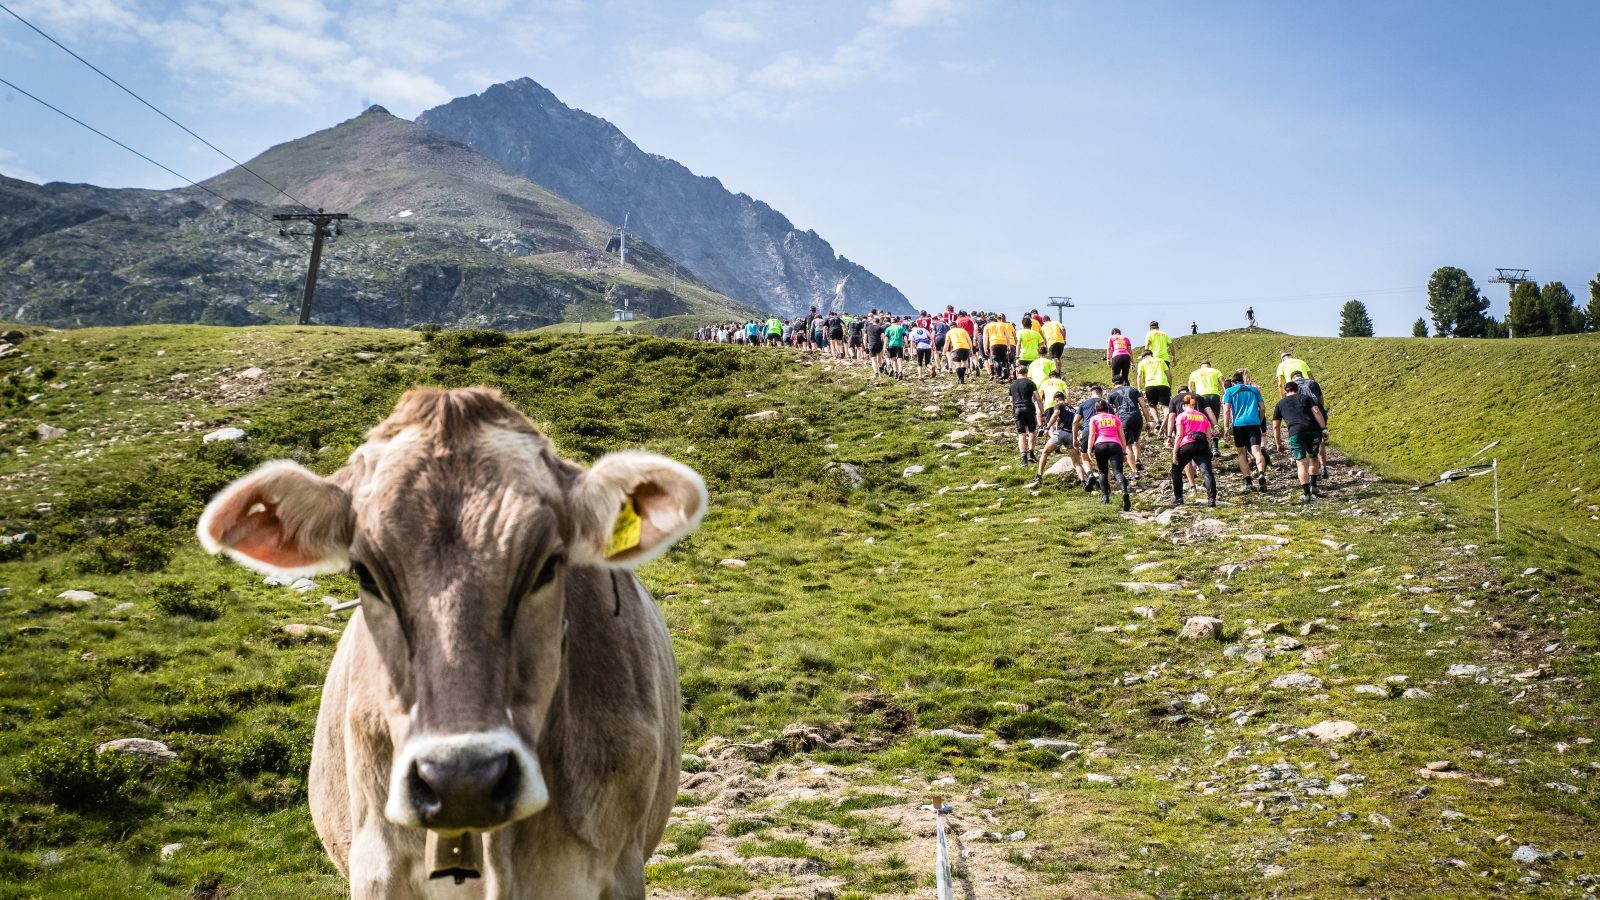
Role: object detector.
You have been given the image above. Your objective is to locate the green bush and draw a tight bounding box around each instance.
[149,580,224,621]
[15,740,146,810]
[72,528,175,574]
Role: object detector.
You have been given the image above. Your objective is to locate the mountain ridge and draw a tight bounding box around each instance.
[418,77,915,318]
[0,107,755,329]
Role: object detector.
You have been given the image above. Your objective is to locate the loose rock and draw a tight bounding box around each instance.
[1180,616,1224,640]
[96,738,178,764]
[1304,720,1361,743]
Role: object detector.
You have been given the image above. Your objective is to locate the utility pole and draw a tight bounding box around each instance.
[274,208,349,325]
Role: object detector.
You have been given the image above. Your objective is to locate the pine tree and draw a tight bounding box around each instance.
[1427,266,1489,337]
[1540,282,1581,334]
[1338,300,1374,337]
[1412,317,1429,337]
[1588,275,1600,332]
[1507,282,1546,337]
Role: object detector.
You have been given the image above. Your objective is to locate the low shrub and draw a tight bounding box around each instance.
[15,740,146,810]
[149,580,224,621]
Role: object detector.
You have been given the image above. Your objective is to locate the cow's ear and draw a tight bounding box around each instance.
[569,451,707,568]
[198,461,354,577]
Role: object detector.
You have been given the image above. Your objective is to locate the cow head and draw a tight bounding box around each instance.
[198,387,706,833]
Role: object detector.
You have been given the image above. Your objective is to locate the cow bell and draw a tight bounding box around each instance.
[426,830,483,884]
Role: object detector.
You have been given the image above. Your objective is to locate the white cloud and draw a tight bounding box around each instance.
[867,0,967,28]
[895,109,940,127]
[3,0,583,114]
[749,0,972,93]
[629,45,739,101]
[0,148,45,183]
[697,8,762,43]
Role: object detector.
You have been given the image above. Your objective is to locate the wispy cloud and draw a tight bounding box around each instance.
[0,147,45,183]
[749,0,972,92]
[867,0,967,28]
[5,0,582,113]
[629,44,740,101]
[697,7,764,43]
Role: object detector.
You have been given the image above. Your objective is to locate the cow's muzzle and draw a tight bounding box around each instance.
[385,729,548,831]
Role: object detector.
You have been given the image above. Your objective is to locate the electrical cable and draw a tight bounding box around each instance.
[0,1,315,212]
[1061,286,1424,309]
[0,73,276,226]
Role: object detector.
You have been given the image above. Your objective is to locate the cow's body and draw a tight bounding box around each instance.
[311,565,680,898]
[197,388,704,899]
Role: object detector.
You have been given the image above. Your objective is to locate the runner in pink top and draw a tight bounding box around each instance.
[1169,394,1218,506]
[1106,328,1134,384]
[1087,400,1131,511]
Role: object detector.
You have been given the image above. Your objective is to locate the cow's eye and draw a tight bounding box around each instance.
[351,561,383,599]
[532,555,562,592]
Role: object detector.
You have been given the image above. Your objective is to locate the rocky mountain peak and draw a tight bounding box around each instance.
[418,78,913,317]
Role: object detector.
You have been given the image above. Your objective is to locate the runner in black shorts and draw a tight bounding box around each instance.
[1009,369,1040,466]
[847,317,865,359]
[991,343,1012,381]
[1106,378,1145,473]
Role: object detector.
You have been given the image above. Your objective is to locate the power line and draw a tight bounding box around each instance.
[0,1,314,212]
[1063,286,1423,309]
[0,74,274,226]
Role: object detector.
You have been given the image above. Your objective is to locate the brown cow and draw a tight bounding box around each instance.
[198,387,706,898]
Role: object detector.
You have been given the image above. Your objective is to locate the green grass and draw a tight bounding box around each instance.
[1,324,1596,898]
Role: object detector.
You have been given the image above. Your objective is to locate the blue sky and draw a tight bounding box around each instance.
[2,0,1597,337]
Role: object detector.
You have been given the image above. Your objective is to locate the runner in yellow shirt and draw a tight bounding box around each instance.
[984,315,1017,381]
[1041,318,1067,369]
[943,323,973,384]
[1136,349,1172,431]
[1143,320,1172,367]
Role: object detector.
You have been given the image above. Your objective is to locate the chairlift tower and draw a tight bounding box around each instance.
[1487,269,1533,337]
[1047,295,1074,323]
[1487,268,1531,289]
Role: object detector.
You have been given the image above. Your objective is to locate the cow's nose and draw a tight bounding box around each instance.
[408,749,521,830]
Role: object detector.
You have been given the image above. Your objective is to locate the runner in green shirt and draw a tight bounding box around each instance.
[1017,320,1045,365]
[884,318,909,379]
[1275,352,1309,397]
[1136,350,1172,431]
[1143,321,1172,366]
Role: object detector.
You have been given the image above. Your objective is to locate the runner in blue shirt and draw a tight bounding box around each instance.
[1221,369,1269,492]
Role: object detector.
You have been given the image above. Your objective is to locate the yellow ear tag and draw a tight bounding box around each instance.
[606,497,642,559]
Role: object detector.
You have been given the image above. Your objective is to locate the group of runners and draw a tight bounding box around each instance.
[700,306,1080,384]
[698,308,1331,511]
[1012,323,1329,511]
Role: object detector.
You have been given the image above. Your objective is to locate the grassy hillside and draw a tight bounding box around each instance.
[1063,330,1600,551]
[1,326,1596,898]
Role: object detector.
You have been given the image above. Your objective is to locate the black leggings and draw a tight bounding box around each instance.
[1172,440,1216,502]
[1110,354,1131,383]
[1093,442,1128,498]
